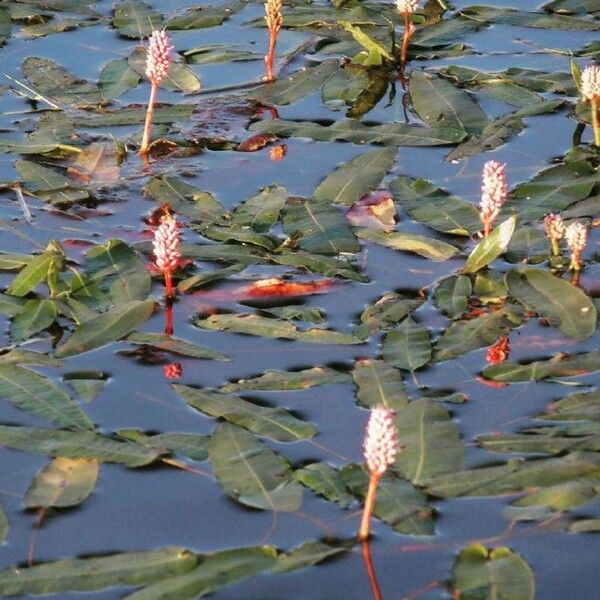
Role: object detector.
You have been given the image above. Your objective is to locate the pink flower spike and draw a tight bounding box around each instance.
[479,160,507,237]
[364,407,397,476]
[153,215,181,273]
[145,29,173,85]
[581,65,600,101]
[565,222,588,271]
[544,212,565,256]
[396,0,420,13]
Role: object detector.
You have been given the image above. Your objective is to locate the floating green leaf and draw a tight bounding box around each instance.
[435,275,472,318]
[10,298,57,342]
[125,332,227,360]
[294,463,354,508]
[382,318,432,372]
[113,0,161,38]
[352,359,409,409]
[464,215,516,273]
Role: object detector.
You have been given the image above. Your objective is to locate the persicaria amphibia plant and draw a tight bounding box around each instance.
[140,30,174,159]
[581,64,600,147]
[396,0,419,82]
[543,212,565,257]
[565,222,588,272]
[359,407,398,541]
[479,160,507,238]
[264,0,283,82]
[153,213,181,298]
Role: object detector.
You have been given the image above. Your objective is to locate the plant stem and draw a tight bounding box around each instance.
[140,81,158,157]
[483,220,492,238]
[399,11,412,83]
[164,269,174,299]
[361,541,383,600]
[551,239,561,256]
[359,472,381,541]
[164,295,174,336]
[591,96,600,147]
[265,30,277,82]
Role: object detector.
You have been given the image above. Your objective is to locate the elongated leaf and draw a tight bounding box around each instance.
[56,299,155,358]
[313,147,396,206]
[283,198,359,255]
[0,365,94,430]
[25,457,99,508]
[506,268,596,341]
[0,425,162,466]
[208,423,303,511]
[113,0,161,38]
[464,216,516,273]
[99,58,141,100]
[294,463,353,508]
[354,292,424,338]
[394,400,464,484]
[357,228,459,261]
[273,540,351,573]
[64,371,107,403]
[352,359,408,409]
[0,548,196,596]
[221,366,350,392]
[410,70,489,135]
[10,298,57,342]
[125,332,227,360]
[174,385,317,442]
[164,0,246,30]
[452,544,535,600]
[435,275,472,318]
[338,21,393,64]
[341,464,434,535]
[231,185,288,231]
[434,307,522,362]
[125,546,276,600]
[7,245,63,297]
[117,430,209,462]
[382,318,431,371]
[0,505,7,543]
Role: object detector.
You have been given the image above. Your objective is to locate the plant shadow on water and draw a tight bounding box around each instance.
[1,0,600,598]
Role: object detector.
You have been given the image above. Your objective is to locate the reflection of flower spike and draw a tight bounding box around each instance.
[164,363,182,380]
[581,65,600,146]
[544,213,565,256]
[565,222,588,272]
[264,0,283,82]
[479,160,507,237]
[359,407,397,541]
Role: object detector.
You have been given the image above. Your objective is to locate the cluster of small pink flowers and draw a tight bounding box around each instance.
[265,0,283,34]
[145,30,174,85]
[544,213,565,242]
[565,222,588,271]
[479,160,507,234]
[153,215,181,272]
[396,0,420,13]
[364,407,397,476]
[581,65,600,101]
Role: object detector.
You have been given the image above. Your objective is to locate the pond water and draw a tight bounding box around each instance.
[0,0,600,598]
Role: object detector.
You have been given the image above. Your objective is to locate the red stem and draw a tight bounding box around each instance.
[359,472,381,541]
[361,541,383,600]
[399,12,413,84]
[164,295,174,336]
[265,29,278,82]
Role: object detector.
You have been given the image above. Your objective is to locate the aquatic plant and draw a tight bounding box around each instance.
[581,64,600,146]
[479,160,507,238]
[264,0,283,82]
[397,0,419,80]
[565,222,588,272]
[359,407,398,541]
[544,212,565,257]
[153,213,181,298]
[140,30,174,159]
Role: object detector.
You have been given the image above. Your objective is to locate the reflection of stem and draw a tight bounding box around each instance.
[140,81,158,157]
[591,97,600,146]
[265,30,278,82]
[27,508,47,567]
[359,472,380,541]
[165,295,174,336]
[361,541,383,600]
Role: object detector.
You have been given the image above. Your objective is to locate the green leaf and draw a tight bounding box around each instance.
[125,332,227,360]
[283,198,359,255]
[505,268,597,341]
[145,176,225,222]
[7,244,64,297]
[230,185,288,231]
[312,147,396,206]
[117,430,209,462]
[409,70,489,135]
[221,366,350,392]
[0,505,7,543]
[390,176,480,236]
[341,465,434,535]
[0,365,94,431]
[164,1,246,30]
[99,58,141,100]
[0,548,196,596]
[55,299,155,358]
[451,544,535,600]
[382,318,432,371]
[357,228,459,261]
[194,313,364,345]
[25,457,99,508]
[72,105,194,127]
[394,400,465,484]
[10,298,57,342]
[542,389,600,421]
[434,307,522,362]
[0,7,11,46]
[64,371,107,403]
[177,264,245,293]
[173,385,317,442]
[208,423,303,511]
[184,45,260,64]
[22,57,101,106]
[113,0,161,38]
[0,425,162,467]
[338,21,393,65]
[435,275,472,318]
[125,546,276,600]
[273,540,352,573]
[294,463,354,508]
[249,118,467,146]
[352,359,409,409]
[354,292,424,338]
[464,215,516,273]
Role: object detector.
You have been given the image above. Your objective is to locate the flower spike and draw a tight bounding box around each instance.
[153,214,181,298]
[264,0,283,82]
[581,64,600,146]
[565,222,588,272]
[479,160,507,237]
[543,213,565,256]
